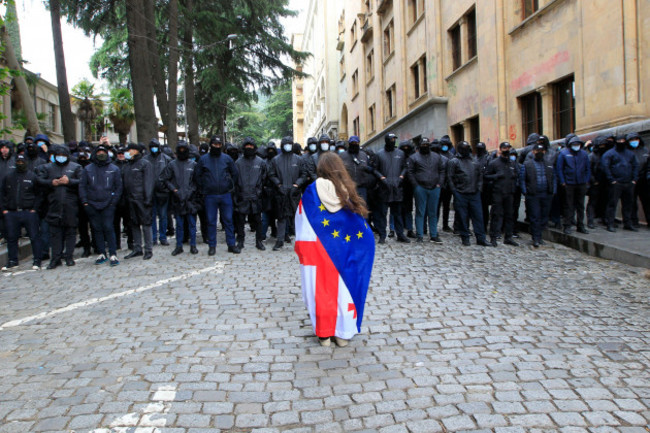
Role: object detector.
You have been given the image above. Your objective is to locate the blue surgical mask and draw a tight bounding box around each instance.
[150,147,159,154]
[50,155,55,163]
[329,145,336,152]
[629,140,640,149]
[571,145,581,152]
[309,144,317,152]
[37,141,45,147]
[108,151,114,159]
[283,144,293,153]
[125,152,133,160]
[337,149,345,154]
[320,143,329,152]
[55,155,68,164]
[509,155,516,161]
[441,145,449,152]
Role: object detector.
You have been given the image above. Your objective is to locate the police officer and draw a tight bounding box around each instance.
[1,154,42,270]
[234,137,267,251]
[36,145,83,269]
[268,136,307,250]
[123,143,155,260]
[160,141,200,256]
[485,142,519,247]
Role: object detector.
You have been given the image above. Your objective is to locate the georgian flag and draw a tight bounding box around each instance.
[294,183,375,339]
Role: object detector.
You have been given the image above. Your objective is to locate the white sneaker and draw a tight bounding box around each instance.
[319,337,331,347]
[32,265,40,270]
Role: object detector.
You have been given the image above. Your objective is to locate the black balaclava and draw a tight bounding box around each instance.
[348,141,360,154]
[209,135,222,156]
[267,143,278,160]
[177,141,190,161]
[242,137,257,158]
[399,140,414,157]
[615,135,627,151]
[499,142,511,159]
[26,143,38,159]
[431,139,441,154]
[476,142,487,156]
[537,135,550,151]
[533,144,545,161]
[457,141,471,158]
[15,155,27,173]
[419,138,431,155]
[384,133,397,152]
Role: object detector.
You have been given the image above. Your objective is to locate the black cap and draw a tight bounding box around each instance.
[127,143,143,152]
[96,144,109,153]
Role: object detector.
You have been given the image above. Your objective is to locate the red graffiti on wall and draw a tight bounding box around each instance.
[509,125,517,141]
[510,50,570,93]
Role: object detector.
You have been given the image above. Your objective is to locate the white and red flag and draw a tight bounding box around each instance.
[294,183,375,339]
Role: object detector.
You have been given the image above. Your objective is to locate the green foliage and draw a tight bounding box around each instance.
[90,27,130,87]
[0,0,17,137]
[107,87,135,134]
[263,80,293,138]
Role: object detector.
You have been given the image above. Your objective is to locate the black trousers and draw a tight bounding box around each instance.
[50,224,77,262]
[563,184,588,228]
[526,193,552,242]
[437,187,452,229]
[114,204,132,250]
[606,182,634,227]
[489,192,514,238]
[78,201,93,251]
[512,187,522,233]
[586,184,601,225]
[234,211,263,243]
[376,201,404,239]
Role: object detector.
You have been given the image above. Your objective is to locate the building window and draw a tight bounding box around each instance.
[410,56,427,101]
[353,116,360,137]
[554,76,575,140]
[352,69,359,97]
[466,8,477,59]
[449,23,461,71]
[521,91,543,141]
[522,0,539,19]
[407,0,424,25]
[385,84,396,120]
[368,104,376,133]
[366,49,374,82]
[451,124,464,145]
[340,56,345,80]
[350,20,357,49]
[383,19,394,58]
[468,116,480,148]
[48,103,56,132]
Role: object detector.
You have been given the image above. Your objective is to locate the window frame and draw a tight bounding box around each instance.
[385,84,396,121]
[383,19,394,58]
[522,0,539,20]
[466,8,477,60]
[520,91,543,143]
[449,23,461,71]
[368,104,376,134]
[554,76,576,140]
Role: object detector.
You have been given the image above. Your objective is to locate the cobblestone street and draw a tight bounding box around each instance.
[1,232,649,433]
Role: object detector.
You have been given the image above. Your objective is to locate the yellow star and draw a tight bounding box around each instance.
[322,218,330,227]
[345,235,351,242]
[357,231,363,239]
[319,203,326,211]
[332,230,340,238]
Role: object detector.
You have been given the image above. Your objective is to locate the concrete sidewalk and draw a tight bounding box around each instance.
[519,220,650,269]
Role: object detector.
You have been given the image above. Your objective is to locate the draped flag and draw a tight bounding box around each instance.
[294,183,375,339]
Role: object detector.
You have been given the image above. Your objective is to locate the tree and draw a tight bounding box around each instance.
[264,81,293,138]
[1,2,40,136]
[225,99,266,144]
[107,88,135,145]
[49,0,76,143]
[71,79,103,142]
[181,0,200,145]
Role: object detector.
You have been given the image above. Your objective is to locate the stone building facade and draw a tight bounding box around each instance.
[293,0,649,149]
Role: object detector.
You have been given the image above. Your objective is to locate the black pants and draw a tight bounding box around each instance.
[437,188,452,229]
[632,182,650,226]
[606,182,634,227]
[586,184,601,225]
[481,189,491,232]
[86,205,117,257]
[376,201,404,240]
[114,204,132,250]
[235,211,263,243]
[512,187,522,233]
[549,185,564,225]
[490,192,514,239]
[5,210,41,264]
[563,184,588,228]
[50,224,77,262]
[78,201,93,252]
[526,193,552,242]
[198,208,209,243]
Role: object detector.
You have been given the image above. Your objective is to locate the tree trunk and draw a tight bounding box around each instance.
[166,0,179,149]
[182,0,200,145]
[119,131,127,145]
[1,26,40,136]
[125,1,157,143]
[84,120,92,142]
[50,0,76,143]
[143,0,169,142]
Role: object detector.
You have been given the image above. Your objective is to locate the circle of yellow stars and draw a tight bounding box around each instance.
[319,202,364,243]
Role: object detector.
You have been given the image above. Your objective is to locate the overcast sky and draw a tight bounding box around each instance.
[14,0,306,93]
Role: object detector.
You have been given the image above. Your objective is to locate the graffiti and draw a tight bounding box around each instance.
[509,125,517,141]
[448,80,457,96]
[510,50,570,93]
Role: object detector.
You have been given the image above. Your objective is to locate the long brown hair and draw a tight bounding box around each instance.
[316,152,369,218]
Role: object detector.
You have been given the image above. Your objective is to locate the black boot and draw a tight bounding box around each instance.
[273,241,284,251]
[256,240,266,251]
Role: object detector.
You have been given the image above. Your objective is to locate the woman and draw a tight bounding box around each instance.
[294,152,375,347]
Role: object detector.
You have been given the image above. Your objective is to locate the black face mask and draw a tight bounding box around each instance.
[96,153,108,162]
[476,148,486,156]
[615,142,626,150]
[385,142,395,152]
[243,147,256,158]
[348,143,360,154]
[27,148,38,158]
[419,145,430,154]
[534,152,544,161]
[458,148,471,158]
[501,150,510,159]
[210,146,222,156]
[16,162,27,173]
[177,149,190,161]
